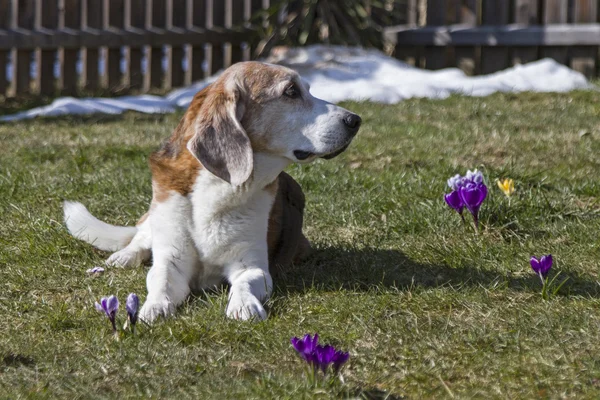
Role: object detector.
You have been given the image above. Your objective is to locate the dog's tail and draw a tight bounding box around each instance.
[63,201,138,252]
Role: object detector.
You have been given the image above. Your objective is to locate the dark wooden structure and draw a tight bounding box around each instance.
[385,0,600,77]
[0,0,269,97]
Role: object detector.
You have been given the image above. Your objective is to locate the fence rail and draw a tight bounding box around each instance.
[0,0,269,98]
[386,0,600,77]
[2,0,599,99]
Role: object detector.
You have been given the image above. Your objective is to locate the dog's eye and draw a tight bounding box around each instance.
[284,84,300,99]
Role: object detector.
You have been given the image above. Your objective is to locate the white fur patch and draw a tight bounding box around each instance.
[63,201,137,252]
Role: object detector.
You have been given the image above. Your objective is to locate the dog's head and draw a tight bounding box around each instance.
[187,61,361,186]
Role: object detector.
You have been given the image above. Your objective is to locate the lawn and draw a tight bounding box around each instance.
[1,90,600,399]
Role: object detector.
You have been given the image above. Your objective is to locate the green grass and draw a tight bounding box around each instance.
[1,90,600,399]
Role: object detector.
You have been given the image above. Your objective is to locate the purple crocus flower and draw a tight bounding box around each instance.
[444,190,464,214]
[447,174,465,191]
[95,295,119,332]
[458,181,487,226]
[291,334,349,375]
[316,345,335,373]
[126,293,139,327]
[530,255,553,278]
[465,169,484,184]
[291,333,319,363]
[332,349,350,373]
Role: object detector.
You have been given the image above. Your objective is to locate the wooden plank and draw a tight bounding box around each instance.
[393,46,420,67]
[128,0,145,89]
[6,0,16,97]
[426,0,446,25]
[384,24,600,47]
[242,0,251,60]
[453,0,477,75]
[16,0,36,95]
[60,0,81,95]
[424,0,446,70]
[570,0,597,77]
[514,0,539,24]
[170,0,186,88]
[407,0,417,25]
[84,0,102,91]
[230,0,244,65]
[573,0,597,22]
[454,46,476,75]
[544,0,568,24]
[541,0,568,65]
[39,0,58,95]
[0,0,9,96]
[512,47,539,65]
[150,0,166,89]
[570,47,596,77]
[481,0,510,74]
[210,0,225,74]
[107,0,124,90]
[190,0,206,80]
[0,26,256,50]
[394,0,425,69]
[512,0,538,66]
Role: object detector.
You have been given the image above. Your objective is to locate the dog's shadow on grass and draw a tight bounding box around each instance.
[273,246,600,298]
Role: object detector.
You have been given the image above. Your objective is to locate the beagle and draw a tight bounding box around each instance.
[64,61,361,322]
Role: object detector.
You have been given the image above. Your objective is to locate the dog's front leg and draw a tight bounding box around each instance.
[225,250,272,321]
[106,216,152,267]
[139,195,197,323]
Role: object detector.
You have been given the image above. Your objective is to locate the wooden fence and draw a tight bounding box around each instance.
[2,0,599,99]
[385,0,600,77]
[0,0,269,97]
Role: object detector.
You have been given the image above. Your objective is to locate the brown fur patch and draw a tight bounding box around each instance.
[149,88,209,200]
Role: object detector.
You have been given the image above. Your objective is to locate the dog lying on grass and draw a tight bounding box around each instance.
[64,61,361,322]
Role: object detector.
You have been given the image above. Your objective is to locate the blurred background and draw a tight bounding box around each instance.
[0,0,598,99]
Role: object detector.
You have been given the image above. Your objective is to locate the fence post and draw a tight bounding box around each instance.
[59,0,81,95]
[84,0,102,91]
[230,0,245,65]
[452,0,477,75]
[209,0,225,75]
[391,0,420,67]
[190,0,206,81]
[570,0,598,77]
[127,0,146,90]
[242,0,252,60]
[39,0,59,95]
[170,0,186,88]
[16,0,36,95]
[107,0,124,91]
[150,0,166,89]
[424,0,447,70]
[512,0,539,66]
[480,0,510,74]
[0,1,11,96]
[541,0,568,63]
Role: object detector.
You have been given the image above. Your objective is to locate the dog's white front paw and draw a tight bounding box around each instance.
[139,296,175,323]
[106,249,145,268]
[226,292,267,321]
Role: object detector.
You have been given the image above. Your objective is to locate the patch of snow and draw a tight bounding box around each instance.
[1,45,593,122]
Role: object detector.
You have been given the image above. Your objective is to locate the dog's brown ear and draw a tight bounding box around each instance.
[187,83,252,187]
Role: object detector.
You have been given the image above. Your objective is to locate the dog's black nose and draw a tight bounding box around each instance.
[343,113,362,134]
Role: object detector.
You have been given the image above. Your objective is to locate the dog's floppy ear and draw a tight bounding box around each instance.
[187,81,252,187]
